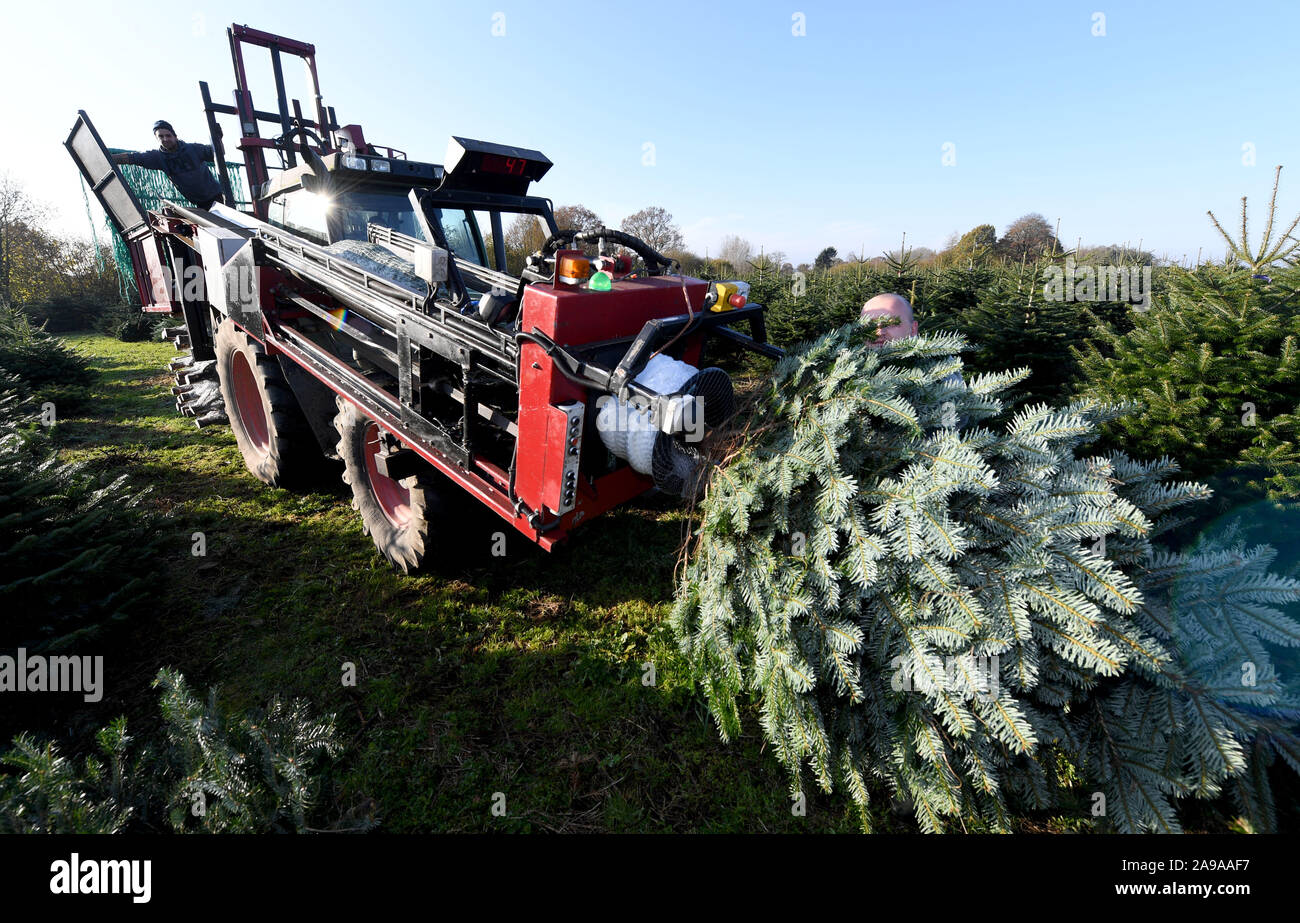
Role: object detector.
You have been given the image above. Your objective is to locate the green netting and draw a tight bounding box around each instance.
[78,175,106,271]
[83,150,253,301]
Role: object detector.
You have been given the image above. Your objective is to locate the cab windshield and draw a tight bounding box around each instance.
[268,188,489,266]
[334,191,429,243]
[333,193,489,268]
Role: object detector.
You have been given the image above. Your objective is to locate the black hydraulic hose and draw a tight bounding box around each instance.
[278,125,325,175]
[542,229,579,250]
[576,228,678,273]
[285,124,323,155]
[540,227,678,276]
[514,330,605,390]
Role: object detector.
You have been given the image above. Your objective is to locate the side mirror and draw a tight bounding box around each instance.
[301,146,330,193]
[412,244,449,287]
[304,144,328,177]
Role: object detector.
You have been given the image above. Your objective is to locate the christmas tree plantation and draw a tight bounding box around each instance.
[671,319,1300,832]
[1073,265,1300,505]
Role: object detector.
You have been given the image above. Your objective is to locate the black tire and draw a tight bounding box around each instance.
[334,397,445,574]
[214,317,319,488]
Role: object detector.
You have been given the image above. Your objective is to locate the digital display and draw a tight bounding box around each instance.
[479,153,528,176]
[442,137,551,193]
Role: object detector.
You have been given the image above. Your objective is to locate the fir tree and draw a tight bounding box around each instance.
[950,254,1136,409]
[1072,265,1300,506]
[0,718,139,833]
[672,320,1300,832]
[0,669,354,833]
[0,385,164,651]
[0,303,93,408]
[1206,165,1300,272]
[154,668,346,833]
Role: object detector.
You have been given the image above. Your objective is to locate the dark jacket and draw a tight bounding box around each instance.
[125,141,222,207]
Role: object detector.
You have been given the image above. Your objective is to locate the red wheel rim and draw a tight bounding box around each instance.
[230,350,270,453]
[364,422,412,527]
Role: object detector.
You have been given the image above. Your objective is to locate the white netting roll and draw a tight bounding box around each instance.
[596,354,698,475]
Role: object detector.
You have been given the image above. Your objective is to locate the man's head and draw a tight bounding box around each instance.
[153,120,178,152]
[860,293,918,344]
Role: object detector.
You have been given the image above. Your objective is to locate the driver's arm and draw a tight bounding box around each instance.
[113,150,163,169]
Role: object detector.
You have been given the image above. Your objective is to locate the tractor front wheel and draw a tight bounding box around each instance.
[334,397,444,573]
[214,318,319,488]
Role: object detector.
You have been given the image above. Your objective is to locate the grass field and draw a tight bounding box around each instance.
[41,332,1245,833]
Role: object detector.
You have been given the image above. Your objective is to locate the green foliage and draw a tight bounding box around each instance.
[0,670,349,833]
[23,292,114,334]
[742,256,1150,410]
[958,259,1135,408]
[96,300,154,342]
[0,384,164,651]
[996,213,1059,263]
[815,247,839,271]
[921,261,997,320]
[672,321,1300,832]
[500,213,548,275]
[0,303,94,407]
[1073,266,1300,503]
[2,171,121,330]
[0,718,140,833]
[1206,165,1300,272]
[152,668,347,833]
[941,224,997,267]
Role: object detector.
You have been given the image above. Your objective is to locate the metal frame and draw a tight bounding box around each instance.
[64,110,177,312]
[206,25,341,217]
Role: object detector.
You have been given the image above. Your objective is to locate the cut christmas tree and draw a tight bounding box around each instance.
[671,318,1300,832]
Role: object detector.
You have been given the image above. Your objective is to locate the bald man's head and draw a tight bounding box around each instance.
[860,293,919,344]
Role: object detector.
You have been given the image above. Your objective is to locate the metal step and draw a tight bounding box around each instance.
[195,410,229,429]
[167,355,225,424]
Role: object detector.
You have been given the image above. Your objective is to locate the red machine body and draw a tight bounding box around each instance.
[515,274,710,525]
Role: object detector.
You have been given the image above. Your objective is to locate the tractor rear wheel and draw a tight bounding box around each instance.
[334,397,445,574]
[214,318,319,488]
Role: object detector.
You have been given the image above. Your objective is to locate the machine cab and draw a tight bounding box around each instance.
[262,140,563,328]
[263,157,489,268]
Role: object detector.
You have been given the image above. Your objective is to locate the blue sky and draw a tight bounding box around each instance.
[4,0,1297,264]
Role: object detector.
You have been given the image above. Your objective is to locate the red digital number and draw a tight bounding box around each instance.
[481,153,527,176]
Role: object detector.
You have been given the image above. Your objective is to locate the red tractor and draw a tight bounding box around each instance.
[67,24,782,571]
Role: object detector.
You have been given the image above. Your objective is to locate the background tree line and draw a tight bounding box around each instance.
[0,174,123,334]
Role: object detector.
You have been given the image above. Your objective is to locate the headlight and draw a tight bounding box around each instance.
[342,154,367,171]
[369,159,391,173]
